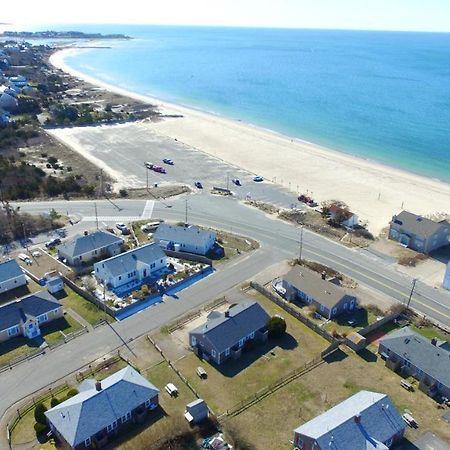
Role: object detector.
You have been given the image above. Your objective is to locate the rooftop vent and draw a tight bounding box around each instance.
[95,381,102,391]
[417,217,423,222]
[225,310,230,318]
[431,337,437,346]
[354,414,361,424]
[321,271,326,280]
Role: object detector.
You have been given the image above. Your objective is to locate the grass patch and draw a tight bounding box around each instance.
[56,287,112,324]
[131,220,155,244]
[411,324,450,344]
[214,230,259,261]
[0,280,42,306]
[41,314,83,345]
[0,336,42,367]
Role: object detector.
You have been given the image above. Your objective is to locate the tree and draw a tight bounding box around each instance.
[267,316,287,338]
[50,397,60,408]
[49,208,60,221]
[34,402,48,425]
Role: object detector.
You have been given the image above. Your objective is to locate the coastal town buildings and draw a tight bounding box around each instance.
[389,211,450,253]
[0,291,62,342]
[328,204,359,228]
[282,266,357,319]
[0,259,27,295]
[189,301,270,365]
[154,224,216,256]
[45,366,159,449]
[293,390,405,449]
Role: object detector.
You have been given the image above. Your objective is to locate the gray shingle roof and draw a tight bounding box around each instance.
[379,327,450,389]
[45,366,159,447]
[0,259,24,284]
[391,211,450,239]
[294,390,405,449]
[154,224,215,248]
[0,291,61,332]
[190,301,270,353]
[94,243,166,278]
[58,230,123,259]
[283,266,355,310]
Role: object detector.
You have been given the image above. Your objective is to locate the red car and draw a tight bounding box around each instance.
[152,166,166,174]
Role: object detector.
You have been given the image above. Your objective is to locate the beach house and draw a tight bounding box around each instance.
[154,223,216,256]
[58,230,124,267]
[282,266,357,319]
[379,327,450,399]
[0,259,27,295]
[45,366,160,449]
[0,291,63,342]
[293,390,405,449]
[189,301,270,365]
[94,243,167,290]
[328,204,359,228]
[389,211,450,253]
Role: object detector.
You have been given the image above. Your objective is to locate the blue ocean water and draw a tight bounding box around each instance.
[54,25,450,182]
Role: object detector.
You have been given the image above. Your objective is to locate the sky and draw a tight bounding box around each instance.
[2,0,450,32]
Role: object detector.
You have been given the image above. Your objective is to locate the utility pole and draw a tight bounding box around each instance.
[94,202,99,230]
[226,173,229,191]
[299,225,304,261]
[184,198,188,227]
[99,169,104,198]
[407,278,418,309]
[146,166,149,191]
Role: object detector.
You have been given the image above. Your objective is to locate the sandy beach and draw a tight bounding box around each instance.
[50,49,450,235]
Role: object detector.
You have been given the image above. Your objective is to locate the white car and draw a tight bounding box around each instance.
[144,162,154,169]
[31,250,41,258]
[164,383,178,397]
[18,253,32,265]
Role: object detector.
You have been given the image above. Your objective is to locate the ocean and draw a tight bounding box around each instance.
[50,25,450,182]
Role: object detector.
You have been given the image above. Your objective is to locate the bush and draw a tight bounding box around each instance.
[50,397,60,407]
[119,188,128,197]
[65,388,78,400]
[34,422,48,435]
[34,402,48,425]
[267,316,287,338]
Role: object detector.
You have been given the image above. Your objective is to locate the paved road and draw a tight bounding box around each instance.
[1,194,449,439]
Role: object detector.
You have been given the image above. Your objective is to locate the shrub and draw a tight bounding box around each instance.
[34,402,48,425]
[50,397,60,407]
[47,156,58,165]
[267,316,287,338]
[34,422,48,435]
[119,188,128,197]
[65,388,78,400]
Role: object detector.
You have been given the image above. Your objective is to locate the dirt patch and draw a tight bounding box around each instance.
[124,185,191,199]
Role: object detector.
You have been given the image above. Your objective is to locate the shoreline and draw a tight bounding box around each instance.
[49,48,450,234]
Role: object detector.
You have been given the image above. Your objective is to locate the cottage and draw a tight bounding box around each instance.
[293,390,405,450]
[184,399,209,424]
[379,327,450,399]
[328,204,359,228]
[46,274,64,294]
[389,211,450,253]
[154,223,216,256]
[189,301,270,365]
[45,366,159,449]
[58,230,124,267]
[0,259,27,295]
[0,291,63,342]
[94,243,167,289]
[282,266,357,319]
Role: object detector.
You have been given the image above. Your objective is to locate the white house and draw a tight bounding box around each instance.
[94,243,167,289]
[329,204,359,228]
[0,259,27,294]
[154,224,216,256]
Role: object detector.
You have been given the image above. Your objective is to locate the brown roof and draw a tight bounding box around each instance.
[283,266,355,309]
[391,211,450,239]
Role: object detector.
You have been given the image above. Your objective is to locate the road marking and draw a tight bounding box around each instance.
[141,200,155,219]
[81,216,142,222]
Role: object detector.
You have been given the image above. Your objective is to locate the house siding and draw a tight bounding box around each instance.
[59,242,122,267]
[0,273,27,294]
[389,223,449,254]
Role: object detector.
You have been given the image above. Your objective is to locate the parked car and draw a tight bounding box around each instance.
[141,221,161,233]
[253,176,264,182]
[402,413,418,428]
[232,178,241,186]
[162,158,174,165]
[45,238,61,248]
[55,228,67,237]
[196,366,208,379]
[18,253,32,265]
[144,161,154,169]
[165,383,179,397]
[153,165,166,174]
[31,250,41,258]
[116,222,127,231]
[195,181,203,189]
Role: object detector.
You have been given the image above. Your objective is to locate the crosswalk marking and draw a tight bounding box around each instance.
[141,200,155,219]
[81,216,142,222]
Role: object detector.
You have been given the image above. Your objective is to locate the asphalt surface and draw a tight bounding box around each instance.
[1,193,449,442]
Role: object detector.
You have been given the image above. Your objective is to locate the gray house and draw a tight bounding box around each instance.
[0,291,63,343]
[184,399,209,424]
[379,327,450,399]
[154,223,216,256]
[189,301,270,365]
[293,390,405,450]
[45,366,159,449]
[282,266,357,319]
[389,211,450,253]
[0,259,27,294]
[58,230,124,267]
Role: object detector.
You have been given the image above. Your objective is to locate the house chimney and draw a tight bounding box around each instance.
[95,381,102,391]
[321,271,326,280]
[354,414,361,424]
[84,230,88,236]
[225,310,230,318]
[431,337,437,346]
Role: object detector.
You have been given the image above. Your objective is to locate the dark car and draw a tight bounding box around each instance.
[153,166,167,174]
[253,176,264,182]
[195,181,203,189]
[45,238,61,248]
[232,178,241,186]
[162,158,174,165]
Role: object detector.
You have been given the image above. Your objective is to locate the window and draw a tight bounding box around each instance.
[107,421,117,432]
[320,304,325,312]
[84,437,91,447]
[145,399,151,407]
[118,276,122,280]
[296,438,304,449]
[191,336,197,346]
[211,349,217,357]
[160,259,163,263]
[37,314,48,324]
[8,326,19,336]
[332,308,337,315]
[225,348,230,356]
[385,438,393,447]
[249,332,255,339]
[239,339,244,348]
[122,412,131,423]
[150,263,155,269]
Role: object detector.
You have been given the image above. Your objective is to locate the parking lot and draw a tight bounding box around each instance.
[49,123,304,209]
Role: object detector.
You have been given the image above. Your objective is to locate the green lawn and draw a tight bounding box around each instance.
[41,314,83,345]
[212,230,259,262]
[411,324,450,343]
[0,280,42,306]
[56,287,112,324]
[131,220,155,244]
[0,336,42,367]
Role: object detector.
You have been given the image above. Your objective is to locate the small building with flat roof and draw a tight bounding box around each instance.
[0,259,27,294]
